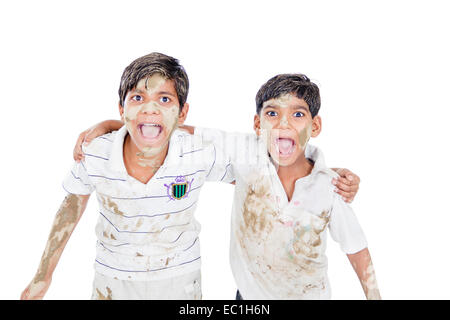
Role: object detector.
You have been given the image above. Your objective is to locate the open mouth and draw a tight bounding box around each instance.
[275,138,296,157]
[138,123,163,140]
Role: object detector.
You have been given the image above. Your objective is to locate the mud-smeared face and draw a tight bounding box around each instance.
[258,93,313,167]
[121,74,180,160]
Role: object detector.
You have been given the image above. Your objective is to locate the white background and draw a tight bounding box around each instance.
[1,0,449,300]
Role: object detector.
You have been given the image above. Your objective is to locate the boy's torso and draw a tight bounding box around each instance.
[229,138,338,299]
[66,127,219,281]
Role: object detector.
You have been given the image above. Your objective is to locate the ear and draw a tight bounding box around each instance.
[310,115,322,138]
[254,114,261,136]
[177,102,189,126]
[119,102,124,121]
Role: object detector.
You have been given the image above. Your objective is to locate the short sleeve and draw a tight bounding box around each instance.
[62,161,95,195]
[195,127,236,183]
[328,194,368,254]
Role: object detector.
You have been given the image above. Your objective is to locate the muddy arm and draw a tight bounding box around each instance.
[347,248,381,300]
[21,194,90,300]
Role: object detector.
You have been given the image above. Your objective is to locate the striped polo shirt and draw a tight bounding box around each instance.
[62,126,234,281]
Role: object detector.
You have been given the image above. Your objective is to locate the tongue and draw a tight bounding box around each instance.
[141,125,160,138]
[278,138,293,155]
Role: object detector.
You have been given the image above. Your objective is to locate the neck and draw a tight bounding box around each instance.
[276,152,314,201]
[123,134,169,183]
[277,155,313,180]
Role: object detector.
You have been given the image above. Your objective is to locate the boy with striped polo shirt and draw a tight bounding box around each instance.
[21,52,235,299]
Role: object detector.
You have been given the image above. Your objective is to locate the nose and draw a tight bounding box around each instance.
[279,115,289,128]
[141,101,161,115]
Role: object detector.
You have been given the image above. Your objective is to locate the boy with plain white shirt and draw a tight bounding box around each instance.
[226,74,380,299]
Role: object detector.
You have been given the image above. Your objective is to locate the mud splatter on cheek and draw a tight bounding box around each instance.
[260,116,273,135]
[298,123,312,150]
[259,116,275,150]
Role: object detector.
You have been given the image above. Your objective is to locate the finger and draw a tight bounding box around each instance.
[337,174,358,185]
[336,190,355,202]
[74,152,83,163]
[73,133,86,162]
[336,177,352,186]
[338,179,359,193]
[83,128,97,144]
[21,288,29,300]
[344,174,360,186]
[338,177,360,192]
[334,168,348,177]
[336,168,360,183]
[343,171,360,185]
[339,179,359,193]
[334,180,352,193]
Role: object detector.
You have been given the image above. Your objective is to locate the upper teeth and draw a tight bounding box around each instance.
[142,123,160,127]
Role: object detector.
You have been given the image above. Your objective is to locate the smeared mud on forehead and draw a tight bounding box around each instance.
[262,93,293,110]
[145,74,166,91]
[123,74,172,122]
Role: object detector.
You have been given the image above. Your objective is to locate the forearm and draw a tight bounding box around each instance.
[105,119,124,131]
[347,248,381,300]
[32,194,89,284]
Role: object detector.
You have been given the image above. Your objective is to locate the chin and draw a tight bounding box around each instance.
[269,148,303,167]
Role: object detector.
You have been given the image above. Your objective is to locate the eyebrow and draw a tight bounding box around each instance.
[158,91,177,97]
[262,104,309,112]
[293,106,309,112]
[131,89,176,97]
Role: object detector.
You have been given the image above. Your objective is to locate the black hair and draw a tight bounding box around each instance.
[255,74,320,117]
[118,52,189,108]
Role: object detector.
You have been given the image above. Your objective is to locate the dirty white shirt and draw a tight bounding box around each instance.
[196,127,368,300]
[62,126,234,281]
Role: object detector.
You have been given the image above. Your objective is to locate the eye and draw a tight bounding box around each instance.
[266,111,277,117]
[160,96,171,103]
[293,111,304,118]
[131,95,143,102]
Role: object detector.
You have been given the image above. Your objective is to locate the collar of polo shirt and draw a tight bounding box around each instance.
[108,126,185,176]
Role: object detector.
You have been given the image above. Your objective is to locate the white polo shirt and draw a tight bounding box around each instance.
[62,126,234,281]
[196,127,368,300]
